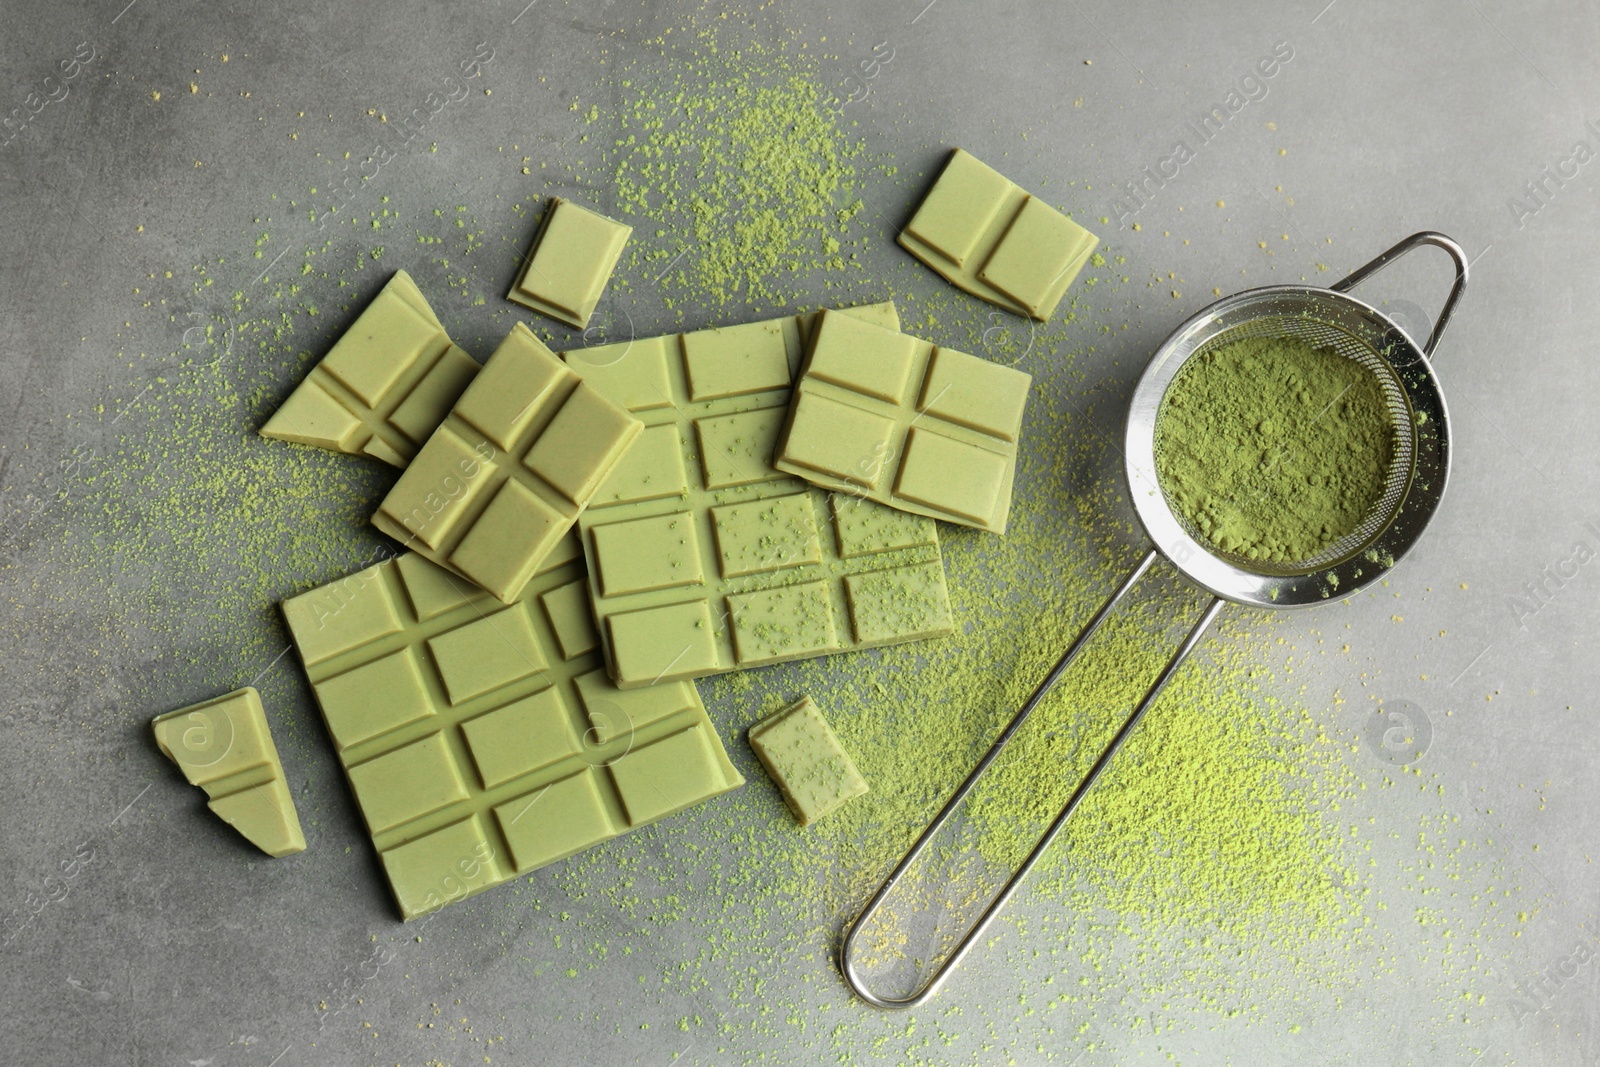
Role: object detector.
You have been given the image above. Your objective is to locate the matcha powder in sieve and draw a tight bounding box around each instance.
[1154,334,1397,562]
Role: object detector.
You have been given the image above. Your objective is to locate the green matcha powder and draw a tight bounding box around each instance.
[1155,334,1396,563]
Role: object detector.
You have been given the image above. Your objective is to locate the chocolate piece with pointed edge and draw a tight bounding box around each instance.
[153,687,306,857]
[261,270,478,467]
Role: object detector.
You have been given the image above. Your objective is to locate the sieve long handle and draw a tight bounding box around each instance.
[839,548,1224,1010]
[1331,230,1469,358]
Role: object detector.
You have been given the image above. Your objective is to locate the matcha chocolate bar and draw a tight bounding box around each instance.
[152,687,306,857]
[563,303,955,690]
[280,538,742,920]
[506,198,631,330]
[747,695,867,826]
[774,309,1031,533]
[899,148,1098,322]
[261,270,479,466]
[372,322,643,604]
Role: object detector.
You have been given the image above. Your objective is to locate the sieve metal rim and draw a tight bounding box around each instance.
[1125,275,1454,608]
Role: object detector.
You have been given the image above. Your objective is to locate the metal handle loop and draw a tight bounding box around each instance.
[839,549,1223,1010]
[1331,230,1469,358]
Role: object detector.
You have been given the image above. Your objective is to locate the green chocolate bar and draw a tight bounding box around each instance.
[261,270,479,467]
[773,309,1031,534]
[506,198,631,330]
[152,687,306,857]
[563,303,955,690]
[898,148,1098,322]
[280,538,742,921]
[747,695,867,826]
[372,322,643,605]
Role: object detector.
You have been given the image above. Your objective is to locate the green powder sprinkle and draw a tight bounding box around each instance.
[603,33,873,308]
[1154,335,1396,563]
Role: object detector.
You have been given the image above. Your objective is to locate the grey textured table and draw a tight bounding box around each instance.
[3,1,1597,1064]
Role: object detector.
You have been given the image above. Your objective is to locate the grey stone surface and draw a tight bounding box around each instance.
[1,0,1597,1064]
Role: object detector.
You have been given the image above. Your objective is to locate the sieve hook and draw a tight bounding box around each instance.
[840,549,1224,1010]
[1330,230,1468,358]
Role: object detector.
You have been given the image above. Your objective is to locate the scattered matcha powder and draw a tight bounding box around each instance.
[603,32,873,307]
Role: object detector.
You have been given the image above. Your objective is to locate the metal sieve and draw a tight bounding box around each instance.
[841,231,1468,1010]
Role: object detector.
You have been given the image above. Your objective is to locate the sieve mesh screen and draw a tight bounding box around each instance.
[1152,315,1414,575]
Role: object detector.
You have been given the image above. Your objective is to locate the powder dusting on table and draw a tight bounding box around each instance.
[596,28,880,312]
